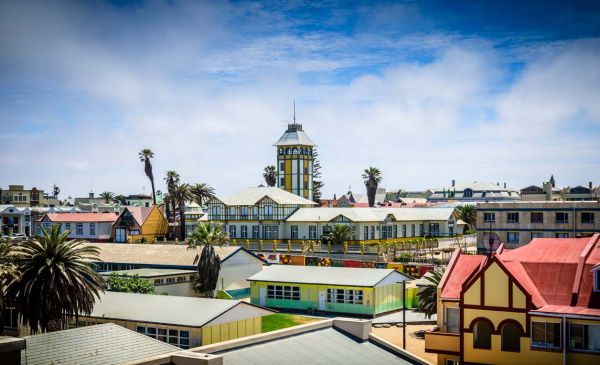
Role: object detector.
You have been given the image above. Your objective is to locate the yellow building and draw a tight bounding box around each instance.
[112,205,168,242]
[425,233,600,365]
[274,120,316,201]
[0,185,45,207]
[74,292,275,348]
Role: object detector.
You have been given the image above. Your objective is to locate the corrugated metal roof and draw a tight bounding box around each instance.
[273,130,316,147]
[87,292,273,327]
[217,327,414,364]
[45,212,119,223]
[215,187,317,206]
[247,265,411,286]
[85,243,247,267]
[21,323,178,365]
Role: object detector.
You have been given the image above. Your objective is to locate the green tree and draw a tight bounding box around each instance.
[113,194,127,205]
[52,184,60,199]
[99,191,115,204]
[164,170,180,223]
[10,225,104,333]
[0,238,20,335]
[190,183,216,207]
[171,183,192,240]
[456,204,477,230]
[362,167,382,207]
[106,273,155,294]
[188,222,228,297]
[312,148,323,204]
[417,266,445,319]
[324,224,355,245]
[139,148,157,205]
[263,165,277,187]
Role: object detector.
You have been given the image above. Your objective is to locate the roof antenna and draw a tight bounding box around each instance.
[293,100,296,124]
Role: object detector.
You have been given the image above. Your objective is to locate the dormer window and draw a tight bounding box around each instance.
[464,188,473,198]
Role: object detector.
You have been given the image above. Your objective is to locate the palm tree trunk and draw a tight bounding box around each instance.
[150,179,156,205]
[179,205,186,241]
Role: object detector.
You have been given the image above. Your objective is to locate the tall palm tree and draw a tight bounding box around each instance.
[188,222,228,297]
[362,167,382,207]
[417,266,445,319]
[9,225,104,333]
[171,183,192,240]
[139,149,156,205]
[190,183,216,207]
[113,194,127,205]
[164,171,180,222]
[99,191,115,204]
[263,165,277,187]
[0,238,20,335]
[324,224,355,245]
[456,204,477,230]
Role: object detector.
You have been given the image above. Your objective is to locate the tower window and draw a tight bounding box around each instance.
[286,148,291,155]
[279,148,283,155]
[292,148,298,155]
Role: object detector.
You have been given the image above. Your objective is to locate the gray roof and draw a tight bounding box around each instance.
[21,323,178,365]
[285,207,456,222]
[247,265,411,286]
[216,327,414,365]
[87,292,272,327]
[102,268,197,278]
[273,124,316,147]
[215,187,317,206]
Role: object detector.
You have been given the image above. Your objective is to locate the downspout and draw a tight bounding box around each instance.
[562,314,567,365]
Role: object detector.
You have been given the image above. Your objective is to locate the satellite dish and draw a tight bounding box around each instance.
[483,232,501,253]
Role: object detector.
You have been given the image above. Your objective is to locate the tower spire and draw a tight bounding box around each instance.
[293,100,296,124]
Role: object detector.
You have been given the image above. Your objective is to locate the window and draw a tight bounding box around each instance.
[2,307,17,329]
[393,225,398,238]
[291,225,298,239]
[430,223,440,237]
[531,322,561,349]
[507,212,519,223]
[473,321,492,349]
[555,232,569,238]
[264,205,273,217]
[507,232,519,245]
[326,288,363,304]
[582,212,595,224]
[252,225,259,239]
[229,207,237,217]
[501,323,521,351]
[370,226,375,240]
[402,225,407,238]
[322,225,332,235]
[531,212,544,224]
[262,226,272,239]
[137,326,190,349]
[240,207,248,218]
[90,223,96,236]
[309,226,317,240]
[166,277,175,284]
[253,206,259,217]
[556,212,568,224]
[229,225,236,238]
[411,224,415,237]
[273,225,279,239]
[531,232,544,240]
[463,189,473,198]
[241,226,248,239]
[76,223,83,235]
[445,308,459,334]
[445,360,460,365]
[363,226,368,240]
[280,178,285,187]
[483,213,495,223]
[570,323,600,352]
[267,285,300,300]
[419,224,424,236]
[211,206,221,216]
[65,223,71,231]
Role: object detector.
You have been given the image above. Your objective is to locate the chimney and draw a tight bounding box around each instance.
[590,181,593,189]
[452,179,455,187]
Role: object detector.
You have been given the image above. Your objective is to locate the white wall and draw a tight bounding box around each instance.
[218,250,264,291]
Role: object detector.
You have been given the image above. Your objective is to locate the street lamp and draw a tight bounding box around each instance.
[397,280,407,350]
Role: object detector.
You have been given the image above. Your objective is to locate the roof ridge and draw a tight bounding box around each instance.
[571,233,600,305]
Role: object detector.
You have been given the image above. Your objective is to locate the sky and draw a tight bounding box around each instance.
[1,0,600,199]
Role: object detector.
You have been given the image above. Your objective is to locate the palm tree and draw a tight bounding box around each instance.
[139,149,156,205]
[417,266,445,319]
[456,204,477,230]
[171,183,192,240]
[362,167,382,207]
[190,183,216,207]
[99,191,115,204]
[188,222,228,297]
[324,224,355,245]
[0,238,20,335]
[9,225,104,333]
[263,166,277,187]
[164,171,180,222]
[113,194,127,205]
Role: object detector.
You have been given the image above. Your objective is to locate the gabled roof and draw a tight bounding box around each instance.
[21,323,178,365]
[214,187,317,206]
[85,243,265,267]
[86,292,274,327]
[248,265,412,287]
[43,212,119,223]
[123,206,156,225]
[439,250,486,300]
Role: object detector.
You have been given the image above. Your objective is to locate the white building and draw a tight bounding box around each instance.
[427,180,520,202]
[0,205,31,236]
[38,213,118,241]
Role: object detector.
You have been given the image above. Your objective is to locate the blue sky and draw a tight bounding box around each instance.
[1,0,599,198]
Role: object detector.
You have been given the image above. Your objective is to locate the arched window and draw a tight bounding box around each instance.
[501,323,521,351]
[286,148,291,155]
[464,188,473,198]
[292,148,298,155]
[473,321,492,349]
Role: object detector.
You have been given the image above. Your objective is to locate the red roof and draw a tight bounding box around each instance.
[440,250,486,299]
[45,213,118,223]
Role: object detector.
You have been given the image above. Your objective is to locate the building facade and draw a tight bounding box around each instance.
[425,235,600,365]
[476,201,600,249]
[38,212,118,241]
[0,205,31,236]
[428,181,520,203]
[0,185,45,207]
[112,205,168,242]
[274,122,316,201]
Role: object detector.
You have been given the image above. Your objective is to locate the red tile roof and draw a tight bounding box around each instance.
[45,213,119,223]
[440,250,486,299]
